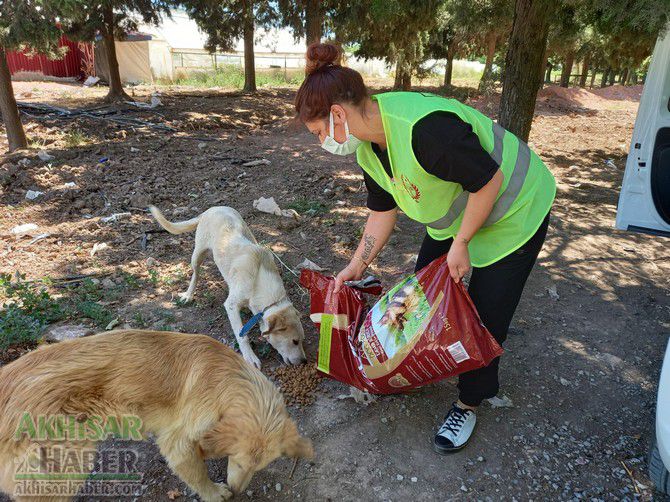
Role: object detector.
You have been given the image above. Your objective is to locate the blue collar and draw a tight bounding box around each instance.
[238,297,287,338]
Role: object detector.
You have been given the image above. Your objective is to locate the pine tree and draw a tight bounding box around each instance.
[333,0,441,90]
[181,0,277,93]
[0,0,83,151]
[66,1,173,102]
[277,0,336,48]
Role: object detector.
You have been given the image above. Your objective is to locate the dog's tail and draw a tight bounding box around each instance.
[149,205,200,234]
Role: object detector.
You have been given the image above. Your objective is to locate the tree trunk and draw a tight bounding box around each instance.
[600,67,610,87]
[539,44,549,87]
[631,69,638,84]
[242,0,256,93]
[444,49,455,86]
[402,69,412,91]
[102,6,129,102]
[589,67,597,88]
[579,53,590,87]
[620,68,629,84]
[394,61,412,90]
[305,0,322,48]
[478,32,497,92]
[0,47,27,152]
[559,50,575,87]
[608,68,616,86]
[498,0,553,142]
[394,66,402,89]
[544,62,552,83]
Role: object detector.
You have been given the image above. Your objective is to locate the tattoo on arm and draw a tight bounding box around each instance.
[361,234,376,261]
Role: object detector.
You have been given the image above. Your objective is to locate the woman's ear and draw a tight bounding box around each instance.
[330,104,346,124]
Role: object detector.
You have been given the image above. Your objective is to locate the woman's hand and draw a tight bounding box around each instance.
[447,239,471,282]
[333,259,367,294]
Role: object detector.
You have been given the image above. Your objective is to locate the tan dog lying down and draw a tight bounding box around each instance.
[150,205,306,369]
[0,330,313,501]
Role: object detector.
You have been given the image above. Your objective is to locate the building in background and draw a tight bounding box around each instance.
[8,8,390,85]
[6,35,91,80]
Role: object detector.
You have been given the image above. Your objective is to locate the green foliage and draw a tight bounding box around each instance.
[164,66,304,88]
[148,269,160,288]
[334,0,441,86]
[63,129,90,148]
[286,198,328,215]
[131,311,149,328]
[180,1,277,54]
[0,0,83,54]
[65,1,173,42]
[0,273,65,349]
[73,300,114,328]
[121,272,141,289]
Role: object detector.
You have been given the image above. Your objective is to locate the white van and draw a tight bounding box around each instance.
[615,25,670,494]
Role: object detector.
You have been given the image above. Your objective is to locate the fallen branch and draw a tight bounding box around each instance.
[288,458,299,480]
[620,460,640,495]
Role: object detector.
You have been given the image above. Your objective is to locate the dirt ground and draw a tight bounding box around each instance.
[1,79,669,501]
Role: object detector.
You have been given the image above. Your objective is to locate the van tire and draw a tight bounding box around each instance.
[650,441,670,495]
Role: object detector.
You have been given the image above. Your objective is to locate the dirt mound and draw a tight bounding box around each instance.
[591,84,643,101]
[537,86,605,110]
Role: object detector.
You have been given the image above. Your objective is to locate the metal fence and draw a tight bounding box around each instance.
[171,49,305,73]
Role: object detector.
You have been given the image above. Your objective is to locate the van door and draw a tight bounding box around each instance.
[616,26,670,237]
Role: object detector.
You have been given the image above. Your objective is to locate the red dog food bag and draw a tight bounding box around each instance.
[300,255,503,394]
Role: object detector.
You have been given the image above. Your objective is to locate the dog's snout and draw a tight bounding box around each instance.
[290,355,308,365]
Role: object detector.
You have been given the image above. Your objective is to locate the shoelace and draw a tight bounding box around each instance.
[438,407,470,436]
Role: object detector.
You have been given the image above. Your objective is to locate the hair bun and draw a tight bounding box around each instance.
[305,42,342,75]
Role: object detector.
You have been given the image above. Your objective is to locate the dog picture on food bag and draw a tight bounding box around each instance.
[375,278,428,352]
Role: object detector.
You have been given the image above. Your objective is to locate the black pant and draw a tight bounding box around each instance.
[415,213,550,407]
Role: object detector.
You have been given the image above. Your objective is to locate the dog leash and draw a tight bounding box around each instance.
[238,296,288,338]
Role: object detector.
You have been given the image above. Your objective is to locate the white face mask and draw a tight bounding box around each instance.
[321,112,362,156]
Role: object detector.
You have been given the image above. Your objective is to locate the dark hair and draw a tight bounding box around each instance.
[294,42,369,123]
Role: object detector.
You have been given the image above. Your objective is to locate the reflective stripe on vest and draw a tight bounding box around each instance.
[426,121,530,231]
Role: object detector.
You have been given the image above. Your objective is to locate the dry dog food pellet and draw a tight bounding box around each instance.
[270,364,321,407]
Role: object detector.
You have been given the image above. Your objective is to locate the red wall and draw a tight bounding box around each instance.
[6,36,91,78]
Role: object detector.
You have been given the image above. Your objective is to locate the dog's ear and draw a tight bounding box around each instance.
[263,312,287,335]
[282,420,314,459]
[199,417,237,458]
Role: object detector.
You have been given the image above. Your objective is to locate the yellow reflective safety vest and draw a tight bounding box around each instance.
[356,92,556,267]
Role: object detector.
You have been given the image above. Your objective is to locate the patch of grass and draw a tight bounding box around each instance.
[73,300,114,328]
[121,272,141,290]
[163,269,187,286]
[0,273,65,349]
[63,128,89,148]
[286,198,329,216]
[131,312,149,328]
[148,269,160,288]
[174,297,190,307]
[28,137,49,150]
[162,65,304,89]
[199,290,217,308]
[255,340,273,359]
[322,218,336,227]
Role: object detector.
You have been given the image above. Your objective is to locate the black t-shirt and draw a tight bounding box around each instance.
[364,111,500,212]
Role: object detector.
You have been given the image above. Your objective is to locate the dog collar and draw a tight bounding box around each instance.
[238,296,288,338]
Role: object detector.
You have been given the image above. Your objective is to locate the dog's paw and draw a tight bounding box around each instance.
[200,482,233,502]
[177,291,194,303]
[242,350,262,369]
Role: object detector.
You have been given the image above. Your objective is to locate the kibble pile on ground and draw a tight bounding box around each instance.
[270,363,322,407]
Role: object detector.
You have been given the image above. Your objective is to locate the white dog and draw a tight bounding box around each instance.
[150,206,307,368]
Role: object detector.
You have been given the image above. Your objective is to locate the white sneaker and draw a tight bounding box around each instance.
[433,403,476,454]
